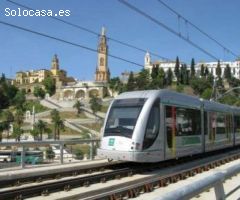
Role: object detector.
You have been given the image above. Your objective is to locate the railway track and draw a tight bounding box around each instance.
[1,148,240,200]
[0,161,124,189]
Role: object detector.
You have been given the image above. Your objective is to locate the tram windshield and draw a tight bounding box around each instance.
[104,98,146,138]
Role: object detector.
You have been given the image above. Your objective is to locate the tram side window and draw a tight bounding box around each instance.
[234,116,240,134]
[216,113,226,134]
[176,108,201,136]
[209,112,216,140]
[165,106,201,149]
[143,102,160,149]
[215,113,231,135]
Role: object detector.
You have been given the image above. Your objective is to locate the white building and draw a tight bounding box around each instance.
[144,52,185,79]
[144,52,240,79]
[196,61,240,79]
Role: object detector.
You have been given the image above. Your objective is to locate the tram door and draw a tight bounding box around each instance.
[165,106,177,158]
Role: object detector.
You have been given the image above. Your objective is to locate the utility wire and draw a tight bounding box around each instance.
[118,0,220,61]
[0,20,143,67]
[6,0,171,61]
[157,0,239,58]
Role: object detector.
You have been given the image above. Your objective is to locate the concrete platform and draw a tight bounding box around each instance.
[0,159,109,182]
[134,159,240,200]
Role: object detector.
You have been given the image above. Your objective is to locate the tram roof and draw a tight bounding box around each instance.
[117,90,201,109]
[117,90,240,113]
[203,100,233,113]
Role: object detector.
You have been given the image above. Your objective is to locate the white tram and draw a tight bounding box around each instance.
[97,90,240,162]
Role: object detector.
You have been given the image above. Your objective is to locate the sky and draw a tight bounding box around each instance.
[0,0,240,80]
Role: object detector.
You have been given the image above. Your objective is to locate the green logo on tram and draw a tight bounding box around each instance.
[108,138,115,146]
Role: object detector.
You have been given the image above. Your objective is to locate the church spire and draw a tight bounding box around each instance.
[51,54,59,70]
[95,27,110,82]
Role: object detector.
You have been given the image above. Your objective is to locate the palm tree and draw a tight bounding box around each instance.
[73,100,84,115]
[35,120,49,140]
[56,119,64,140]
[51,109,64,140]
[30,127,39,141]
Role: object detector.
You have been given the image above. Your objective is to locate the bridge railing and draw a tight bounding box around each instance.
[0,139,100,169]
[154,159,240,200]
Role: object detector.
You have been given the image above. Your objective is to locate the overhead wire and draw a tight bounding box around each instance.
[157,0,239,58]
[118,0,220,61]
[0,20,144,67]
[6,0,171,61]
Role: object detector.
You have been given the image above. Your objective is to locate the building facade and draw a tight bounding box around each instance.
[58,27,111,100]
[14,54,75,93]
[95,27,110,82]
[144,52,240,79]
[144,52,184,79]
[196,61,240,79]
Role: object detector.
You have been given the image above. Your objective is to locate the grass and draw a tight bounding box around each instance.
[42,111,87,119]
[60,111,87,119]
[100,105,109,113]
[23,100,49,113]
[47,124,82,135]
[83,122,103,132]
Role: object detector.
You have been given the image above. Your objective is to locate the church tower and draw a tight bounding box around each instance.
[95,27,110,82]
[51,54,60,76]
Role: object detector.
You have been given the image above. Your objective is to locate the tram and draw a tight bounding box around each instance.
[97,90,240,162]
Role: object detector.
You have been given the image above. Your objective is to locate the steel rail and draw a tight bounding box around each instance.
[0,161,125,189]
[0,167,134,200]
[57,149,240,200]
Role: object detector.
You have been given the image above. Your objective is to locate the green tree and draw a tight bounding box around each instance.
[180,64,189,85]
[73,100,84,115]
[166,68,173,86]
[216,60,222,78]
[176,84,184,93]
[12,124,23,141]
[51,109,64,140]
[136,69,150,90]
[201,88,213,100]
[89,96,102,115]
[229,77,240,88]
[174,56,180,84]
[0,88,9,109]
[224,64,232,81]
[13,90,26,110]
[33,86,46,99]
[190,58,195,77]
[207,73,214,86]
[74,148,84,160]
[200,64,205,77]
[0,73,6,83]
[15,109,24,126]
[108,77,121,94]
[151,65,159,80]
[126,71,135,91]
[204,67,209,77]
[46,147,55,160]
[190,77,212,95]
[43,77,56,96]
[34,120,49,140]
[2,110,14,139]
[0,123,5,142]
[30,128,39,140]
[156,68,165,88]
